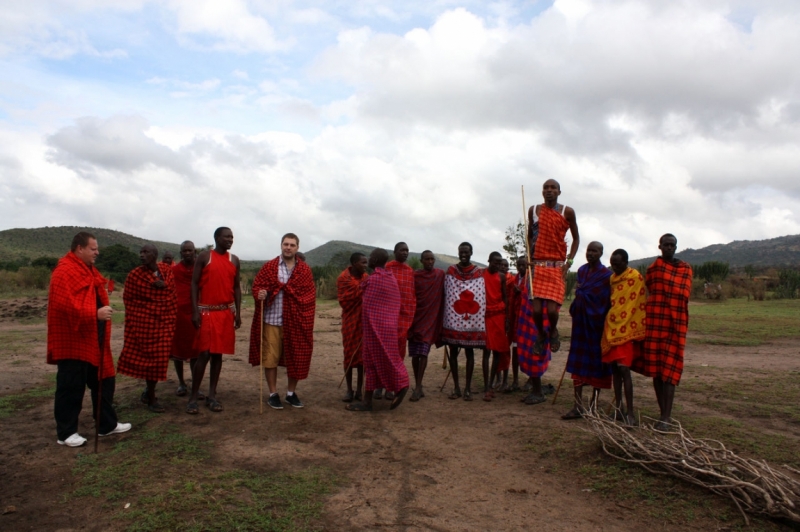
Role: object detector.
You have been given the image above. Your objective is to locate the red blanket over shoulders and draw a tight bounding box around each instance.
[47,252,115,377]
[408,268,444,346]
[248,257,316,380]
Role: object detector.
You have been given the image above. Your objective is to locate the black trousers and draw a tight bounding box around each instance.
[54,359,118,441]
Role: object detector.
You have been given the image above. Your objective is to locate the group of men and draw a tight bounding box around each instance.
[46,179,693,446]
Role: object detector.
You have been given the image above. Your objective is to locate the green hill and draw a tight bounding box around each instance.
[630,234,800,268]
[303,240,466,269]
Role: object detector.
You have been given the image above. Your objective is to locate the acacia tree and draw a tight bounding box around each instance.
[503,221,527,264]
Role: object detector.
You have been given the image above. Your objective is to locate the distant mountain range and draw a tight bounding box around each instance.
[303,240,465,269]
[630,234,800,268]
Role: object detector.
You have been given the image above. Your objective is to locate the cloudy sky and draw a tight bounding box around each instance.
[1,0,798,263]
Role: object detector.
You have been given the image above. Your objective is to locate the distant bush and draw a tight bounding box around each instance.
[773,269,800,299]
[31,256,59,270]
[96,244,139,283]
[693,261,730,283]
[407,257,423,270]
[0,266,51,291]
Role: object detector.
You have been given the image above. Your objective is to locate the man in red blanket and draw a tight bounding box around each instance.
[633,234,692,431]
[187,227,241,414]
[527,179,579,353]
[47,232,130,447]
[383,242,416,401]
[482,252,509,402]
[337,252,368,403]
[407,250,444,402]
[117,245,178,413]
[346,248,409,412]
[171,241,199,397]
[249,233,316,410]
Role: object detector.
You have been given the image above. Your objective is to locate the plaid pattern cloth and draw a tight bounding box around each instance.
[507,273,524,342]
[337,267,365,369]
[408,268,444,347]
[117,264,178,381]
[483,269,510,353]
[171,261,198,361]
[47,252,116,377]
[517,278,554,378]
[362,268,409,392]
[248,258,316,380]
[408,341,431,357]
[442,264,486,347]
[531,204,570,304]
[567,263,613,389]
[633,258,692,385]
[193,250,237,355]
[386,261,416,358]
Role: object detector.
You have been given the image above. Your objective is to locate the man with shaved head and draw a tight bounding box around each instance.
[481,252,510,401]
[161,250,174,266]
[117,244,178,413]
[407,250,445,401]
[383,242,417,401]
[171,241,199,397]
[337,252,368,402]
[347,248,409,412]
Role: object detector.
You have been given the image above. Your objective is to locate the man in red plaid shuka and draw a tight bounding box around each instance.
[117,245,178,414]
[337,252,368,403]
[632,234,693,431]
[346,248,410,412]
[383,242,416,401]
[249,233,316,410]
[47,232,130,447]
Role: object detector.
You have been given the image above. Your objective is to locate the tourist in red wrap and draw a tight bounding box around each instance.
[383,241,416,401]
[346,248,409,412]
[249,233,316,410]
[633,234,693,432]
[171,241,199,397]
[481,252,510,402]
[117,244,178,413]
[187,227,241,415]
[407,250,444,402]
[337,252,368,403]
[47,232,130,447]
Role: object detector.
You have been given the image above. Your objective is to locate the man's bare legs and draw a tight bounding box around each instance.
[653,378,676,430]
[612,362,635,426]
[410,356,427,401]
[448,346,475,400]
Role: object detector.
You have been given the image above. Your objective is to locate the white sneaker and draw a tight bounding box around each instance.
[57,433,87,447]
[99,422,132,436]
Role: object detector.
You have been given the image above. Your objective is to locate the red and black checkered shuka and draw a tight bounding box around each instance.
[362,267,409,393]
[117,264,178,381]
[47,252,116,377]
[531,204,570,304]
[337,267,365,369]
[633,257,692,385]
[248,257,316,380]
[385,260,416,358]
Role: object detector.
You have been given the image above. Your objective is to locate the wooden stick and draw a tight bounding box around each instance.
[259,299,264,415]
[552,361,568,405]
[439,345,451,392]
[338,339,363,389]
[520,185,535,297]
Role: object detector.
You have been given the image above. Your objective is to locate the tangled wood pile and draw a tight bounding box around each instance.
[581,410,800,525]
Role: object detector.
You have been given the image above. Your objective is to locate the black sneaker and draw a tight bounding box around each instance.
[267,394,284,410]
[284,393,304,408]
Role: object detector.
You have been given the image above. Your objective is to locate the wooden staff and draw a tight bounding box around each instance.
[259,299,264,414]
[552,363,568,405]
[439,345,451,392]
[520,185,535,296]
[338,339,362,389]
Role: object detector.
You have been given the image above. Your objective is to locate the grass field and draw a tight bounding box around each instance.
[689,298,800,345]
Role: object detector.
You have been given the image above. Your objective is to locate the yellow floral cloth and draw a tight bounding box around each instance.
[601,267,647,354]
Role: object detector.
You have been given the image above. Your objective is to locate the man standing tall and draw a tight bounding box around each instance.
[481,252,509,402]
[337,252,368,403]
[187,227,241,414]
[634,234,692,431]
[171,241,199,397]
[384,242,416,401]
[407,250,445,402]
[47,232,130,447]
[117,245,178,413]
[249,233,316,410]
[528,179,579,353]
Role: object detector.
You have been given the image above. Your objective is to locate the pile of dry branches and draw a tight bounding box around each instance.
[581,409,800,525]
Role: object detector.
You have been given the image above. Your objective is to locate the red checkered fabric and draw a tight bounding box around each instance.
[386,260,416,358]
[117,264,178,381]
[248,257,316,380]
[337,267,365,369]
[46,252,115,377]
[633,258,692,385]
[362,267,409,393]
[408,268,444,347]
[170,260,198,361]
[532,204,570,304]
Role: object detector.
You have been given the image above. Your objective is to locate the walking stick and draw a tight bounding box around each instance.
[520,185,535,298]
[552,362,568,405]
[259,299,264,415]
[338,339,363,389]
[439,345,451,392]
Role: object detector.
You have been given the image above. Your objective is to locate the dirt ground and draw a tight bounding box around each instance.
[0,296,798,531]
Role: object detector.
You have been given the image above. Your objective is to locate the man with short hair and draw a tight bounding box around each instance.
[383,242,416,401]
[562,242,613,420]
[249,233,316,410]
[601,249,646,426]
[117,245,178,413]
[47,232,131,447]
[171,241,199,397]
[633,234,692,431]
[346,248,409,412]
[407,250,445,402]
[337,252,368,403]
[482,252,509,402]
[161,250,174,266]
[442,242,485,401]
[187,227,241,414]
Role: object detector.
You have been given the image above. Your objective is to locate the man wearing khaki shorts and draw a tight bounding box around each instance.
[249,233,316,410]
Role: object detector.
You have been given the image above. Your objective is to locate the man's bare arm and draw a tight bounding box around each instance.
[191,251,210,329]
[232,255,242,329]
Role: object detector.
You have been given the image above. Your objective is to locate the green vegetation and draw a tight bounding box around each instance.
[95,244,140,283]
[692,261,729,282]
[0,267,52,291]
[0,374,56,418]
[774,268,800,299]
[503,221,526,264]
[688,299,800,345]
